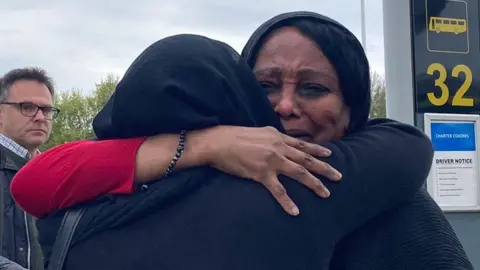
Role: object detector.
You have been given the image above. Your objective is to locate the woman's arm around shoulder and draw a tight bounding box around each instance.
[12,130,218,217]
[12,126,338,218]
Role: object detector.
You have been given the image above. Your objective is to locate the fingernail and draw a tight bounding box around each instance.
[322,189,330,198]
[323,149,332,156]
[333,170,342,180]
[291,206,300,216]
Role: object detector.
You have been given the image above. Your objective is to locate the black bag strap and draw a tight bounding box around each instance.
[47,208,85,270]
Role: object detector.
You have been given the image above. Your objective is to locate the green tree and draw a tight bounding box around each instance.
[42,74,118,150]
[370,71,387,118]
[87,73,119,114]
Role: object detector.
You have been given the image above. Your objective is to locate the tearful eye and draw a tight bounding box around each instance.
[259,81,275,89]
[298,83,332,97]
[259,81,279,94]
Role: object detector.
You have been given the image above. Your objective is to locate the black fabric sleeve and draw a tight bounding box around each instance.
[330,189,474,270]
[290,118,433,235]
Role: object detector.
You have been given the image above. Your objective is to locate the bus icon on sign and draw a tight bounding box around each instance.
[425,0,469,54]
[429,16,467,35]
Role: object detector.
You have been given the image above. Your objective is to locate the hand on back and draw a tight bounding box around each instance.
[199,126,342,216]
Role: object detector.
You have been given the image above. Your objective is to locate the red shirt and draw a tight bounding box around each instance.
[11,138,146,217]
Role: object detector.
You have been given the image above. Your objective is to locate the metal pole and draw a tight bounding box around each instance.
[360,0,367,50]
[382,0,415,125]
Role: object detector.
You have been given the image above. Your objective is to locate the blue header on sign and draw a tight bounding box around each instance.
[431,122,476,151]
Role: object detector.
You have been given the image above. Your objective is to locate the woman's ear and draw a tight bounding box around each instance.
[331,105,350,141]
[338,105,350,137]
[341,106,350,130]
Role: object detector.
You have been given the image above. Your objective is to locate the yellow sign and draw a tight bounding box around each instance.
[426,62,473,107]
[426,0,469,54]
[428,16,467,34]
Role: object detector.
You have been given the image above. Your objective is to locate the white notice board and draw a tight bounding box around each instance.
[424,113,480,212]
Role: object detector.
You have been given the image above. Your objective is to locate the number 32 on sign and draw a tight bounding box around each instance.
[426,63,473,107]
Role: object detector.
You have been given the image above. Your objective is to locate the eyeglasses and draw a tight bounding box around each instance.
[1,102,60,120]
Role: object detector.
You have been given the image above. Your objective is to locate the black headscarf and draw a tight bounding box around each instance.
[241,11,371,133]
[92,34,283,139]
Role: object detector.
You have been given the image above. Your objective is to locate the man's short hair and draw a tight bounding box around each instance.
[0,67,55,103]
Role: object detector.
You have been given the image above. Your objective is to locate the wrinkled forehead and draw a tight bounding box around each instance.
[253,27,339,84]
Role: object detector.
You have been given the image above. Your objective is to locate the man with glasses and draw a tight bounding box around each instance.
[0,67,58,270]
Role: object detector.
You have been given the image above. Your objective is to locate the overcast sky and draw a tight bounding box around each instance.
[0,0,385,92]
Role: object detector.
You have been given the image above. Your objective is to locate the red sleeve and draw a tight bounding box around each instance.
[11,137,147,218]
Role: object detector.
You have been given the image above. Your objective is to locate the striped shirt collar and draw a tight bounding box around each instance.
[0,133,30,159]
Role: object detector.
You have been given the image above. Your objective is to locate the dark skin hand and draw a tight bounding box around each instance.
[136,125,341,216]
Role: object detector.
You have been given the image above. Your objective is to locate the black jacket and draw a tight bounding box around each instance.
[39,119,432,270]
[0,145,43,270]
[330,189,473,269]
